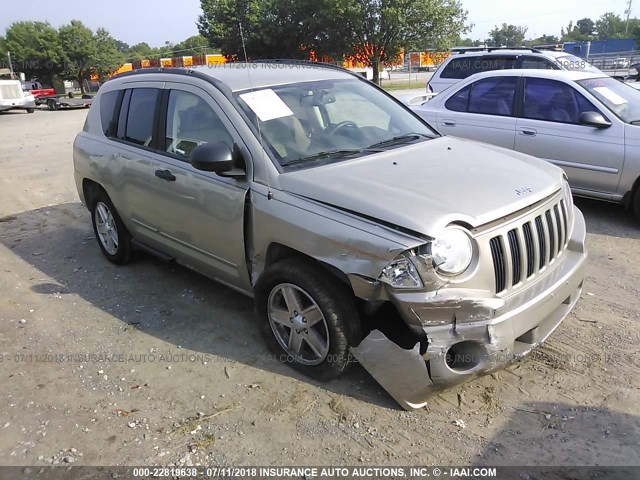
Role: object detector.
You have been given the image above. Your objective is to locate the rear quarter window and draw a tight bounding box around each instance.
[440,56,516,79]
[99,91,120,137]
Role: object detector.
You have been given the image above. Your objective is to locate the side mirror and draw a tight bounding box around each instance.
[579,111,612,129]
[190,142,245,177]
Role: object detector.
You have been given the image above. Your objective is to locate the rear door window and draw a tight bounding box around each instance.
[440,56,516,79]
[468,77,518,116]
[520,57,558,70]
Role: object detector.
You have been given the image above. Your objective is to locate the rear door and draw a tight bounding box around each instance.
[437,76,518,149]
[105,83,164,243]
[514,77,625,194]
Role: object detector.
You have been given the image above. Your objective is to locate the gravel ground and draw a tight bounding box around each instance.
[0,107,638,468]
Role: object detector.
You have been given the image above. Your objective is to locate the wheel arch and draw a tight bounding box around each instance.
[261,242,352,289]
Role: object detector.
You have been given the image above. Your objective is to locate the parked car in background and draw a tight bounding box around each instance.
[22,80,56,103]
[413,69,640,221]
[74,62,586,410]
[427,48,601,93]
[0,79,36,113]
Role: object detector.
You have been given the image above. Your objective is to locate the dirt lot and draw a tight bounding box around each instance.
[0,108,638,469]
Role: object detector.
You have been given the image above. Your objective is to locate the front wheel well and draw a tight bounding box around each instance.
[82,179,106,209]
[262,243,351,289]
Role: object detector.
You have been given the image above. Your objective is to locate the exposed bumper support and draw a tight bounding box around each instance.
[351,207,587,411]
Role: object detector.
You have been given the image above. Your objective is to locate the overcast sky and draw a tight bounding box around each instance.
[0,0,633,47]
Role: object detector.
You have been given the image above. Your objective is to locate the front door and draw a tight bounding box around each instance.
[514,77,625,195]
[144,83,252,289]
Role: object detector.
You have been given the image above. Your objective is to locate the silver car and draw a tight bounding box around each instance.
[73,63,587,410]
[414,69,640,222]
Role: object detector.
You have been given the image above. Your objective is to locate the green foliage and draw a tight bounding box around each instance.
[198,0,468,83]
[525,34,560,47]
[456,37,485,47]
[172,35,210,56]
[595,13,626,40]
[486,23,528,47]
[198,0,337,60]
[93,28,125,82]
[126,42,174,62]
[4,21,65,83]
[59,19,97,89]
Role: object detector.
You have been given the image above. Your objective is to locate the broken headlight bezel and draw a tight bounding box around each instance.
[379,256,423,289]
[431,227,474,276]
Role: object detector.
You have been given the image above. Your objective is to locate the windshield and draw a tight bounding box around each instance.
[556,55,601,73]
[577,76,640,123]
[235,79,437,168]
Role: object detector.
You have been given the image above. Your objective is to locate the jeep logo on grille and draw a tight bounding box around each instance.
[516,187,533,196]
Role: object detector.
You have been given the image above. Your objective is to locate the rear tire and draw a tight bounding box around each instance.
[26,108,34,114]
[90,189,133,265]
[47,99,58,111]
[255,258,361,381]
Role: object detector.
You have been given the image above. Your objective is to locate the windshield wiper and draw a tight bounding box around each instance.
[629,120,640,125]
[281,149,363,166]
[366,133,429,149]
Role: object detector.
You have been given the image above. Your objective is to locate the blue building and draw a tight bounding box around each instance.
[564,39,637,58]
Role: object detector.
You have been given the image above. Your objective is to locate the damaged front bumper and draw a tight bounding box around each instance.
[351,207,587,411]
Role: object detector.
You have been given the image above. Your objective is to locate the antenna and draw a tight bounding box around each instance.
[239,22,274,201]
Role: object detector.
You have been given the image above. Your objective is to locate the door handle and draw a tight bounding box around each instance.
[443,120,456,127]
[155,169,176,182]
[521,129,537,136]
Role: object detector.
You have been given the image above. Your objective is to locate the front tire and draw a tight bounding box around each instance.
[26,108,35,114]
[255,258,361,381]
[90,190,133,265]
[634,187,640,223]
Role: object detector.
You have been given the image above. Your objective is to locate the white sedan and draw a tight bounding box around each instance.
[412,69,640,220]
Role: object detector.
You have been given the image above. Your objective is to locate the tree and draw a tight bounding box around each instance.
[525,34,560,47]
[173,35,210,56]
[114,40,130,53]
[93,28,125,82]
[59,20,97,94]
[595,13,625,40]
[340,0,468,83]
[456,37,484,47]
[4,21,65,83]
[576,18,595,37]
[198,0,336,60]
[486,23,527,47]
[198,0,468,84]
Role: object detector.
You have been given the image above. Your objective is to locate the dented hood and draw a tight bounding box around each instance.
[278,136,563,234]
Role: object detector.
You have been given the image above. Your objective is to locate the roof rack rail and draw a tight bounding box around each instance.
[452,46,543,54]
[250,58,352,72]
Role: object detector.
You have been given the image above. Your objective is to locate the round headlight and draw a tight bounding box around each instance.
[431,229,473,275]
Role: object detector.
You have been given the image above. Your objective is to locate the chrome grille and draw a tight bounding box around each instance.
[490,198,570,294]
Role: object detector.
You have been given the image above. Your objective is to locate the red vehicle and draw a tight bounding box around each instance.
[22,80,56,101]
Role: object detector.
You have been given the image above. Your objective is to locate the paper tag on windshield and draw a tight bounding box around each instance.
[593,87,627,106]
[239,89,294,121]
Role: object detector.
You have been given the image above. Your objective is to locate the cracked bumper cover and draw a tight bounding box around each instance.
[351,207,587,411]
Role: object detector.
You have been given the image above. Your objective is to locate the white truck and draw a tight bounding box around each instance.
[0,78,36,114]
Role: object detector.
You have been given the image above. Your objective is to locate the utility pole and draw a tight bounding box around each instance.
[7,51,15,80]
[625,0,633,36]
